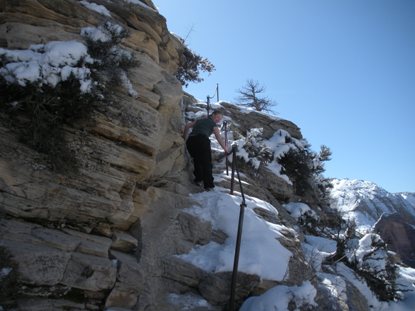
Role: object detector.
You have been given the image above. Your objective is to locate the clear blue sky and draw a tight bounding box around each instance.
[155,0,415,193]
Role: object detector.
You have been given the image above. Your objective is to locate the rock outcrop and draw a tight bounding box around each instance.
[0,0,194,310]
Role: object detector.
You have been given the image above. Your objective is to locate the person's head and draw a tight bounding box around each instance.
[210,110,223,123]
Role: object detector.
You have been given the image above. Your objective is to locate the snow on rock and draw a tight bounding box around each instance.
[302,235,337,271]
[240,281,317,311]
[317,272,347,302]
[81,26,112,42]
[345,233,388,275]
[122,0,157,12]
[185,109,208,121]
[305,235,337,253]
[263,130,296,183]
[80,1,111,17]
[224,100,281,122]
[283,202,314,220]
[119,70,138,98]
[80,22,138,97]
[0,41,93,92]
[234,127,306,184]
[81,21,126,43]
[178,188,291,281]
[396,266,415,306]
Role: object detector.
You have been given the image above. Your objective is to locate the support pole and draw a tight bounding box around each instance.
[224,121,229,176]
[216,83,220,102]
[226,145,249,310]
[229,147,236,194]
[228,201,246,311]
[206,96,210,116]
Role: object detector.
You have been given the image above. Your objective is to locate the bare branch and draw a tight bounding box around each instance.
[237,79,276,112]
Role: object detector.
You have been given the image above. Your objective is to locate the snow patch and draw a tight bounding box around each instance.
[80,1,111,17]
[283,202,317,222]
[240,281,317,311]
[0,41,93,93]
[302,235,337,271]
[119,70,138,98]
[318,272,347,301]
[179,189,291,281]
[122,0,157,12]
[345,233,387,275]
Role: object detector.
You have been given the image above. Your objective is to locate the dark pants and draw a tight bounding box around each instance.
[186,134,214,189]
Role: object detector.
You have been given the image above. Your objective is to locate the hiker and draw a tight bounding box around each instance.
[183,110,228,191]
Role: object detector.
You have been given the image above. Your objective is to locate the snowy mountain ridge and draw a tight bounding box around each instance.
[330,178,415,233]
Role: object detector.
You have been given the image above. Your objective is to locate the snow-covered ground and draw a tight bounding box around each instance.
[179,187,292,281]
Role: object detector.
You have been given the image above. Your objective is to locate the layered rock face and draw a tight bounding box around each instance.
[0,0,193,310]
[0,0,186,227]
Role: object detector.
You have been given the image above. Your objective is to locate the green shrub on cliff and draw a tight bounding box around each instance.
[0,22,138,172]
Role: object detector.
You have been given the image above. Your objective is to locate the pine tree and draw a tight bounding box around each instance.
[237,79,275,112]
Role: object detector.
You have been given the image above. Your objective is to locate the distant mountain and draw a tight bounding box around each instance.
[329,179,415,231]
[329,178,415,267]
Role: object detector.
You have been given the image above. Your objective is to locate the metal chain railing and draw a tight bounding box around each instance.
[223,120,229,175]
[227,145,247,311]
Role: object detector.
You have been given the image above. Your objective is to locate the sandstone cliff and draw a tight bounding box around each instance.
[0,0,193,309]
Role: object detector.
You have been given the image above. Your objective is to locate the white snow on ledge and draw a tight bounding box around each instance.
[0,41,93,93]
[122,0,158,12]
[240,281,317,311]
[80,1,111,17]
[178,188,292,281]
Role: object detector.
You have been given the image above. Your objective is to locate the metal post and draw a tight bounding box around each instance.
[229,201,246,311]
[224,121,229,176]
[216,83,219,102]
[225,144,249,310]
[206,96,210,116]
[229,147,236,194]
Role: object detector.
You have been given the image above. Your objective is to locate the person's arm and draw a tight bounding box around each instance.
[182,120,196,139]
[213,127,228,153]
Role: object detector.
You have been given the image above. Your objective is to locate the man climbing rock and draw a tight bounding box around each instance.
[183,110,228,191]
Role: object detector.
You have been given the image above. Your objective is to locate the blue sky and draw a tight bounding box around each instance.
[155,0,415,193]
